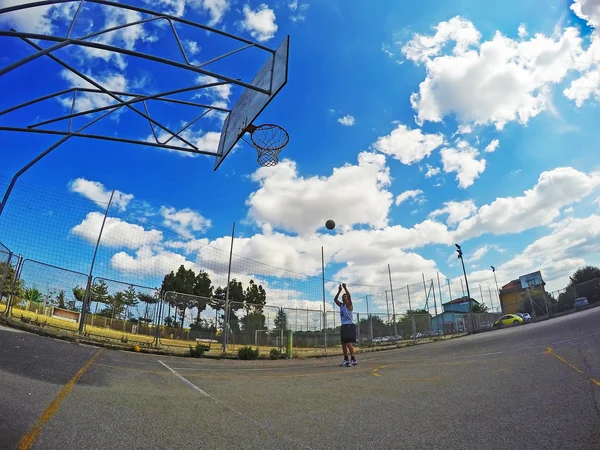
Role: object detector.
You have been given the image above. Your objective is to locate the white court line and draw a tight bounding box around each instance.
[158,360,214,399]
[158,361,313,449]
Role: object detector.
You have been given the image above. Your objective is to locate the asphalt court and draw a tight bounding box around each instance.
[1,307,599,449]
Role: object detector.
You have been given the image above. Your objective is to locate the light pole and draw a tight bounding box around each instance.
[491,266,501,313]
[455,243,475,333]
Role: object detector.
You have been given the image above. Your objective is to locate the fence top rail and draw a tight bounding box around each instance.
[282,307,323,313]
[0,240,11,254]
[93,276,159,292]
[163,290,219,302]
[22,258,88,278]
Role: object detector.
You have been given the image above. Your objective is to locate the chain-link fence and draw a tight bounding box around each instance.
[0,242,14,311]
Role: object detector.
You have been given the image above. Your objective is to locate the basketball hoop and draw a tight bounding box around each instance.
[243,124,289,167]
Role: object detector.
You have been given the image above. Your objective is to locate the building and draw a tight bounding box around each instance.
[499,271,547,314]
[430,297,480,333]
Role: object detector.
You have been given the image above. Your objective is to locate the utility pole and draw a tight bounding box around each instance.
[455,244,475,334]
[491,266,501,313]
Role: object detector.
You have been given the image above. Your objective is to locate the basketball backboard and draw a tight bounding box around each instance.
[519,271,544,290]
[214,35,289,170]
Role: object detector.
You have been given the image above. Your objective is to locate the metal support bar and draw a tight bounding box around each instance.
[26,81,230,130]
[1,31,272,96]
[16,35,198,150]
[0,0,276,51]
[78,190,115,334]
[222,222,235,353]
[0,127,219,155]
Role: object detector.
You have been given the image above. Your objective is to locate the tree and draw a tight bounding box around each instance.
[91,280,109,313]
[123,285,138,320]
[192,270,213,322]
[137,291,159,323]
[110,291,126,318]
[212,280,245,332]
[24,287,43,303]
[472,303,489,313]
[274,309,287,331]
[55,290,66,309]
[72,285,86,310]
[161,265,196,327]
[0,262,22,299]
[568,266,600,286]
[245,279,267,313]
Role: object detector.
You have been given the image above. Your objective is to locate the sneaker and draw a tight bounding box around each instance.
[340,360,350,367]
[350,359,358,366]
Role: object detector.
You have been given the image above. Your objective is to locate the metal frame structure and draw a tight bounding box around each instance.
[0,0,288,217]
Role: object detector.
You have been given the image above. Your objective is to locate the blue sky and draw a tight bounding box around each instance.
[2,0,600,316]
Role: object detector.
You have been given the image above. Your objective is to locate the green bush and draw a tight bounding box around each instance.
[189,343,209,358]
[269,348,280,360]
[238,345,260,360]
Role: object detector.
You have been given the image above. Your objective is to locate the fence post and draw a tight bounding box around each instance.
[387,265,398,342]
[0,251,12,302]
[321,246,327,352]
[5,254,24,317]
[407,284,416,339]
[221,222,235,353]
[366,295,373,344]
[78,190,114,334]
[436,273,446,337]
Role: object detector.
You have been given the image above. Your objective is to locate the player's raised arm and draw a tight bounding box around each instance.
[342,283,352,310]
[333,284,343,306]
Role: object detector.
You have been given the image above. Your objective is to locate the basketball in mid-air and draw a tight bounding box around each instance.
[325,220,336,230]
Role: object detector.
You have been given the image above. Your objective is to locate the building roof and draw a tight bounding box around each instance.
[500,279,522,293]
[442,296,480,306]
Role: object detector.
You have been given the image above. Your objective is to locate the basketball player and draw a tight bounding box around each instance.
[334,283,357,366]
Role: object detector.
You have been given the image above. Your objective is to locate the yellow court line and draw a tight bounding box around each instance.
[546,347,599,388]
[18,349,102,450]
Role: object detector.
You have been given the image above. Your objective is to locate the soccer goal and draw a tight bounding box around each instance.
[255,329,284,351]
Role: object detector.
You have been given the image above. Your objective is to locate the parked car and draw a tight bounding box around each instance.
[493,314,523,327]
[516,313,532,323]
[574,297,589,309]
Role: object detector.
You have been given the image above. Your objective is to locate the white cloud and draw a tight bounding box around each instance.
[0,0,76,34]
[195,75,232,103]
[289,1,308,21]
[72,213,163,249]
[143,0,230,26]
[240,4,278,42]
[160,206,211,238]
[425,165,441,178]
[395,189,424,206]
[484,139,499,153]
[464,214,600,292]
[440,141,486,188]
[69,178,134,211]
[111,245,199,277]
[372,123,444,165]
[571,0,600,29]
[402,16,585,129]
[246,152,393,235]
[78,6,158,70]
[455,167,600,240]
[59,70,127,113]
[429,200,477,226]
[563,57,600,106]
[146,128,221,157]
[470,245,491,261]
[564,206,575,215]
[518,24,528,39]
[184,39,201,56]
[337,115,356,126]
